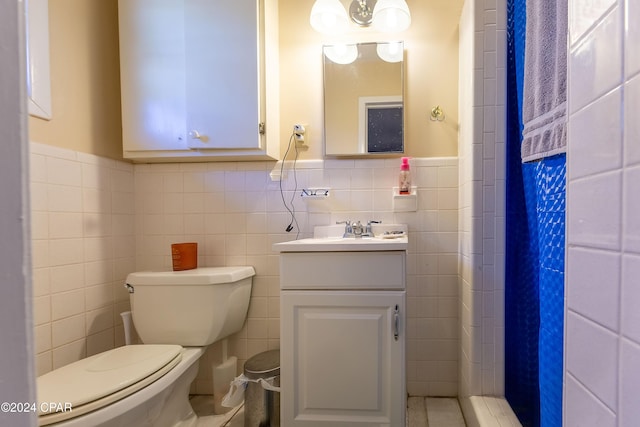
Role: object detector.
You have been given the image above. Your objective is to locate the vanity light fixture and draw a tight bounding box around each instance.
[310,0,411,34]
[371,0,411,32]
[310,0,350,34]
[376,41,403,62]
[323,43,359,64]
[348,0,376,26]
[325,41,403,64]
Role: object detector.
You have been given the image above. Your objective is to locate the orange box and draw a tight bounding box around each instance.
[171,242,198,271]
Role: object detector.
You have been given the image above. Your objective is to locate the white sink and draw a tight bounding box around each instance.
[273,224,408,252]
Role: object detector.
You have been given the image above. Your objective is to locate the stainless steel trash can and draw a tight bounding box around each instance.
[244,349,280,427]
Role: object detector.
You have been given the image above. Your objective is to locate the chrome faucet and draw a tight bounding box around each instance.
[336,220,353,238]
[352,221,364,237]
[364,220,381,237]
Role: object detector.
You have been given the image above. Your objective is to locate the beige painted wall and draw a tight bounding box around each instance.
[29,0,462,160]
[28,0,122,160]
[278,0,463,159]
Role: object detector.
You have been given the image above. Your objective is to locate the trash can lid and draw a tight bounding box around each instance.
[244,350,280,380]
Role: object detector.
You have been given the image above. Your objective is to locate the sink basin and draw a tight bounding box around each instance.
[273,224,408,252]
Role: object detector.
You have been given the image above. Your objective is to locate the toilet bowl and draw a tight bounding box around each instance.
[36,266,255,427]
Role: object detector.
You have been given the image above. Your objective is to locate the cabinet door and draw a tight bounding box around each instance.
[119,0,188,152]
[184,0,264,150]
[119,0,274,161]
[281,291,406,427]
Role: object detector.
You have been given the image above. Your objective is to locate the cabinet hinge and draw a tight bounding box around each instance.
[259,122,266,135]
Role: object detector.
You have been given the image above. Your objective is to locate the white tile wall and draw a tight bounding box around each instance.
[626,76,640,165]
[565,0,640,425]
[619,340,640,425]
[458,0,507,399]
[565,312,618,410]
[622,254,640,341]
[567,248,620,330]
[31,146,461,397]
[30,142,135,375]
[569,6,623,114]
[134,157,460,396]
[565,375,616,427]
[568,88,623,179]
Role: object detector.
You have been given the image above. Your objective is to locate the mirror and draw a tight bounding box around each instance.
[323,41,404,157]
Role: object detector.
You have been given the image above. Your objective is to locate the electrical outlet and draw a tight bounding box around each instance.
[293,124,306,144]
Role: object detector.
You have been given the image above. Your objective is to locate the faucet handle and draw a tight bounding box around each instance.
[336,220,353,237]
[365,220,381,235]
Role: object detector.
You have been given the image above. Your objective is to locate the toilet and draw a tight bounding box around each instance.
[36,266,255,427]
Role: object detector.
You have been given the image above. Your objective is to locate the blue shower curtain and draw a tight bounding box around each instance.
[505,1,565,426]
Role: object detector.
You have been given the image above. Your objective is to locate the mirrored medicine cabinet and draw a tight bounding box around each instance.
[323,41,404,157]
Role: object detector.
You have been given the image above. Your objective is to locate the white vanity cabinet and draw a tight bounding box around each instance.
[276,246,407,427]
[118,0,279,162]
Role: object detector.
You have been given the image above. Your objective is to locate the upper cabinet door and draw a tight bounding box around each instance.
[119,0,188,153]
[184,0,264,151]
[119,0,276,162]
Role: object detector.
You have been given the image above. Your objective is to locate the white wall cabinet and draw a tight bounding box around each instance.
[118,0,279,162]
[278,248,407,427]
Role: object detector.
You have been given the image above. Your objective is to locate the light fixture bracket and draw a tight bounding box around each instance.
[349,0,377,26]
[310,0,410,34]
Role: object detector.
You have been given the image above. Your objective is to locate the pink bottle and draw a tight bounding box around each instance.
[399,157,411,194]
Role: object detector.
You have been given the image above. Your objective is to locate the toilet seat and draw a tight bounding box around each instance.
[37,344,182,426]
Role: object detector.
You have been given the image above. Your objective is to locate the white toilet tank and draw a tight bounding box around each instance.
[125,267,255,346]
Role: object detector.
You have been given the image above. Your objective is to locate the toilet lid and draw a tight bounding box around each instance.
[37,344,182,426]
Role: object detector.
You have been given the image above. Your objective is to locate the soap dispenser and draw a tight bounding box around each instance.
[399,157,411,194]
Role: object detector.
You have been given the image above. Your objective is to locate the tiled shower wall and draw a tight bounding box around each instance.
[565,0,640,424]
[30,142,135,376]
[458,0,507,398]
[31,145,460,396]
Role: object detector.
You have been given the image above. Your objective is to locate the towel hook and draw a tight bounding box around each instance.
[430,105,445,122]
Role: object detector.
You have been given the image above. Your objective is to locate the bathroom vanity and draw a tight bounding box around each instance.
[274,225,407,426]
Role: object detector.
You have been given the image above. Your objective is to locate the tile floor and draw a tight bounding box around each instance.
[190,395,467,427]
[190,395,244,427]
[408,397,467,427]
